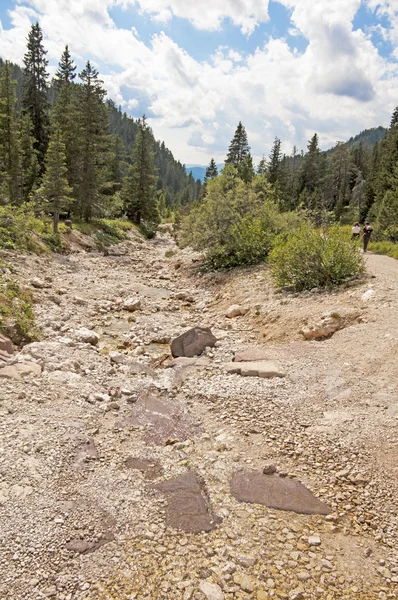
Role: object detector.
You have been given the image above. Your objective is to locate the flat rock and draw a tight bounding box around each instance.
[170,327,217,358]
[152,471,222,533]
[0,362,42,380]
[199,581,225,600]
[76,328,99,345]
[233,347,270,362]
[0,335,13,363]
[124,457,163,479]
[123,297,142,312]
[115,392,200,445]
[65,533,114,555]
[224,361,285,378]
[230,471,330,515]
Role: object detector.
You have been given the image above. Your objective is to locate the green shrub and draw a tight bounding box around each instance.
[0,204,46,252]
[179,166,299,270]
[370,241,398,260]
[269,224,365,291]
[0,270,40,345]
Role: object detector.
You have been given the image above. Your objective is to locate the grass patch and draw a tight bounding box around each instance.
[165,249,177,258]
[368,241,398,260]
[0,262,40,345]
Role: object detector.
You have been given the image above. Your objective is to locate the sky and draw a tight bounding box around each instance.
[0,1,397,166]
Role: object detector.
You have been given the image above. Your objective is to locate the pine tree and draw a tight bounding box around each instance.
[390,106,398,128]
[300,133,323,196]
[22,22,49,170]
[39,129,72,232]
[54,45,76,89]
[18,113,39,201]
[52,47,79,196]
[0,61,22,205]
[74,61,110,221]
[268,137,282,185]
[257,156,267,175]
[225,122,251,167]
[204,158,218,183]
[122,115,159,228]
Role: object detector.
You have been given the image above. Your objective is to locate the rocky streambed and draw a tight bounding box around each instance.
[0,231,398,600]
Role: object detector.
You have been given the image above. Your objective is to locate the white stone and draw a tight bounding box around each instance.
[199,582,224,600]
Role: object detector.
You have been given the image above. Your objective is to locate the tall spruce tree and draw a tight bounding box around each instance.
[204,158,218,183]
[0,61,22,205]
[122,116,159,228]
[39,129,72,232]
[74,61,110,221]
[54,45,76,89]
[300,133,323,196]
[22,22,49,170]
[18,113,39,201]
[257,156,267,175]
[225,121,251,167]
[267,137,282,185]
[52,47,79,196]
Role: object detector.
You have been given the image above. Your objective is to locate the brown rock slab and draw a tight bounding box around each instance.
[115,392,200,445]
[152,471,222,533]
[225,361,285,378]
[0,335,13,362]
[124,457,163,479]
[230,471,330,515]
[233,347,270,362]
[170,327,216,358]
[65,533,114,555]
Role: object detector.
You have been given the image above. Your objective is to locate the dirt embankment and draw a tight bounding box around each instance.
[0,232,397,600]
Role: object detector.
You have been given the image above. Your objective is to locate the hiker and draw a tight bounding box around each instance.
[352,222,361,239]
[362,222,373,253]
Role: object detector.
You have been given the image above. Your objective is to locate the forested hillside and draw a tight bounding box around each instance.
[0,26,201,237]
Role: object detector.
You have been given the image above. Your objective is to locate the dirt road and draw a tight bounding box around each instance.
[0,233,397,600]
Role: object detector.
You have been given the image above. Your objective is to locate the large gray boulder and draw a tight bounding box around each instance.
[170,327,217,358]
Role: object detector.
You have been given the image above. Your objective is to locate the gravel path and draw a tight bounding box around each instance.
[0,235,397,600]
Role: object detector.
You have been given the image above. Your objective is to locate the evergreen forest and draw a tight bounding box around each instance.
[0,23,201,236]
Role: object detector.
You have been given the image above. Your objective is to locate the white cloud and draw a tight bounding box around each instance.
[119,0,270,35]
[0,0,397,164]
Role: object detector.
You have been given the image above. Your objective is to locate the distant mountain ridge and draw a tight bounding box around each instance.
[185,127,388,180]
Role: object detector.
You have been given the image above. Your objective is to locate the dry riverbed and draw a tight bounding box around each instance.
[0,230,397,600]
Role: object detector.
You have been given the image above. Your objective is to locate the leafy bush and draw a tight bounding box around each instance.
[0,204,47,252]
[0,267,40,345]
[179,166,299,270]
[269,224,365,291]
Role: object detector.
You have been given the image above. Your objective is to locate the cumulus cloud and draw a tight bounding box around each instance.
[119,0,270,35]
[0,0,397,163]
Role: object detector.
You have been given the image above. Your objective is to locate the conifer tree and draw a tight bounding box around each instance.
[122,116,159,229]
[52,47,79,195]
[0,61,22,204]
[300,133,322,196]
[74,61,110,221]
[257,156,267,175]
[18,113,39,201]
[204,158,218,183]
[225,122,251,167]
[202,158,218,197]
[390,106,398,128]
[54,45,76,89]
[268,137,282,184]
[22,22,49,169]
[39,129,72,232]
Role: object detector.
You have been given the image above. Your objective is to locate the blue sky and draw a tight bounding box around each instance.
[0,0,397,165]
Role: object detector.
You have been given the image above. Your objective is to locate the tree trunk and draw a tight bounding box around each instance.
[53,211,59,234]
